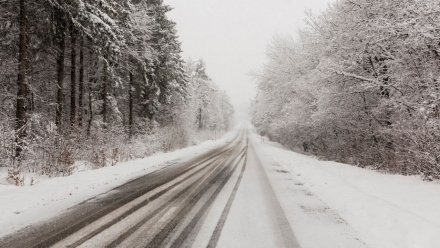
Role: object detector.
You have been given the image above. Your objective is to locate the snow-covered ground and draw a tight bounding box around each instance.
[3,127,440,248]
[0,131,235,238]
[251,131,440,248]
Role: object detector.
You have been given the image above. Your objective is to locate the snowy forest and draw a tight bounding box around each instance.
[0,0,233,184]
[253,0,440,179]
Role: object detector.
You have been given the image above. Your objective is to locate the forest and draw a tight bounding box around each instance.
[253,0,440,179]
[0,0,233,184]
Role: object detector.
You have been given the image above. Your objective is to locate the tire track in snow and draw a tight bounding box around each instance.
[207,146,248,248]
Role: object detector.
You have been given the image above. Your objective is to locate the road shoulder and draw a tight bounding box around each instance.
[250,132,369,248]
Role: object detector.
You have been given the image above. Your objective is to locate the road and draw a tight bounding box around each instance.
[0,130,300,248]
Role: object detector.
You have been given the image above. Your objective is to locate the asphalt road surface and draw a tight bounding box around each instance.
[0,130,300,248]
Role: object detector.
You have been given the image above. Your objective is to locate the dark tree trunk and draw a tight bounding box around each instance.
[54,7,66,128]
[78,37,85,127]
[87,81,93,136]
[15,0,28,159]
[129,72,134,139]
[70,23,77,128]
[198,108,203,129]
[102,61,108,127]
[145,73,155,120]
[87,49,94,137]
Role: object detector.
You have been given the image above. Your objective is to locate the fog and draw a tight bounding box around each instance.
[164,0,334,121]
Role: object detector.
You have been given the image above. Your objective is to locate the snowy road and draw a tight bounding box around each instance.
[1,133,438,248]
[0,130,300,248]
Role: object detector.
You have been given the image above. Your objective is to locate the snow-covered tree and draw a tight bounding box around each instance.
[0,0,234,179]
[253,0,440,179]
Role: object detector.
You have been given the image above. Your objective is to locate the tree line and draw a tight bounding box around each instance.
[252,0,440,179]
[0,0,233,182]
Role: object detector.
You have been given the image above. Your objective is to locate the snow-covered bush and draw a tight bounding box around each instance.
[0,117,15,169]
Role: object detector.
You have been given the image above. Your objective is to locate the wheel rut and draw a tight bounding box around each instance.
[0,131,249,248]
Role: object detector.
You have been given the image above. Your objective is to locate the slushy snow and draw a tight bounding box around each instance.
[0,132,235,238]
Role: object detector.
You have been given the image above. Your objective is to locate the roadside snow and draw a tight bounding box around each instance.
[0,131,235,238]
[251,131,440,248]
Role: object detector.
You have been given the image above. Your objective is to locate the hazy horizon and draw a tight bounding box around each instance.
[164,0,334,121]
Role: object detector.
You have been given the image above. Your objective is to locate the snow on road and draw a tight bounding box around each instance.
[0,132,235,238]
[2,127,440,248]
[212,143,299,248]
[251,131,440,248]
[193,141,299,248]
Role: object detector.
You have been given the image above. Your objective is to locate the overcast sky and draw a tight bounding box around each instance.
[164,0,334,120]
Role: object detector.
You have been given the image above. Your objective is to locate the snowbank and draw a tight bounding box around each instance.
[251,132,440,248]
[0,131,236,238]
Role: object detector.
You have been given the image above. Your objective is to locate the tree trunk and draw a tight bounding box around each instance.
[129,72,134,139]
[102,61,108,127]
[87,81,93,136]
[87,49,94,137]
[54,7,66,128]
[70,23,77,128]
[78,36,84,127]
[145,73,155,120]
[15,0,28,159]
[198,108,203,130]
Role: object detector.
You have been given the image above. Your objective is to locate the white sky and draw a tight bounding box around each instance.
[164,0,334,120]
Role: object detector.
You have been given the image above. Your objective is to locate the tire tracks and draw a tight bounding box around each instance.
[0,131,246,248]
[206,146,248,248]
